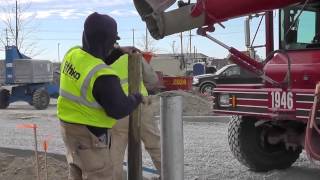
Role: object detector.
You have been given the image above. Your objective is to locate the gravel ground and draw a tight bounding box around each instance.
[0,93,320,179]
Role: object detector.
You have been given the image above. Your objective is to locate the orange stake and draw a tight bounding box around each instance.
[16,123,40,180]
[43,140,48,180]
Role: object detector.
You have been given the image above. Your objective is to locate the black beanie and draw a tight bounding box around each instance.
[84,12,119,41]
[83,12,119,48]
[82,12,120,61]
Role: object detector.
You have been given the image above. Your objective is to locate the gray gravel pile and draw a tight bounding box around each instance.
[152,90,213,116]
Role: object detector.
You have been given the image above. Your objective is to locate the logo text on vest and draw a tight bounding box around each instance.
[63,61,81,80]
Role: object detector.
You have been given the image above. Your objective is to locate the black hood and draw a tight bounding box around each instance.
[82,12,120,64]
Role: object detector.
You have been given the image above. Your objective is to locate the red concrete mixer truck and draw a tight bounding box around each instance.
[134,0,320,172]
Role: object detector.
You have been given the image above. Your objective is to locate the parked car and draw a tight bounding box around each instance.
[192,64,261,94]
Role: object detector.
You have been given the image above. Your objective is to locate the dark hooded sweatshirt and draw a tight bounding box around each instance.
[81,12,142,137]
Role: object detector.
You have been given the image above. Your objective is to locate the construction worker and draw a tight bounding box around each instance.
[110,54,161,179]
[57,12,143,180]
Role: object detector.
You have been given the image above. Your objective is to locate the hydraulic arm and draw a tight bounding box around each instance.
[134,0,303,39]
[134,0,306,87]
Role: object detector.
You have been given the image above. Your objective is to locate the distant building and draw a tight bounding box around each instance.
[209,58,230,70]
[150,53,208,76]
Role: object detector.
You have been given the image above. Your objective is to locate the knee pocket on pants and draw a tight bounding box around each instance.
[77,147,109,172]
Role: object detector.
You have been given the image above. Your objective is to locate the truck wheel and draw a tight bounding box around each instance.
[228,116,301,172]
[32,89,50,110]
[0,89,10,109]
[199,83,215,94]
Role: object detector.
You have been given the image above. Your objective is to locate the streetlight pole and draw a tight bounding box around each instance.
[15,0,18,47]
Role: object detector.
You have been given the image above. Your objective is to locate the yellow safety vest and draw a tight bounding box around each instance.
[57,46,118,128]
[111,54,148,96]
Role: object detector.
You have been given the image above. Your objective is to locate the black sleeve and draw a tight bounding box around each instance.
[92,75,142,119]
[105,48,124,65]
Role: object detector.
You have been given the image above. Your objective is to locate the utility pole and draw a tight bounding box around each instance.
[172,40,176,54]
[15,0,18,48]
[145,26,148,51]
[57,43,60,62]
[132,28,135,47]
[5,29,9,46]
[180,32,183,55]
[189,30,192,55]
[180,32,185,70]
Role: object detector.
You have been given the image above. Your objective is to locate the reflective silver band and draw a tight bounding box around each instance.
[81,64,111,99]
[59,89,101,108]
[120,78,128,85]
[60,63,112,108]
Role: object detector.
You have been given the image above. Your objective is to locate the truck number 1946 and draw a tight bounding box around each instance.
[270,91,293,110]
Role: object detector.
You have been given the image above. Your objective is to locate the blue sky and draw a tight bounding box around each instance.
[0,0,276,62]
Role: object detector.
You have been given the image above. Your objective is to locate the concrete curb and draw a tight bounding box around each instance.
[155,115,231,123]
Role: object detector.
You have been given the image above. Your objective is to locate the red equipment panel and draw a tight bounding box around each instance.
[162,76,192,91]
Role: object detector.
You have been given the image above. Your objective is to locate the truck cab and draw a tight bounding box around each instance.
[133,0,320,173]
[211,1,320,172]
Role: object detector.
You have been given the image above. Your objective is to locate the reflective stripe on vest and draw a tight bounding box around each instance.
[111,55,148,96]
[120,78,128,85]
[59,64,108,108]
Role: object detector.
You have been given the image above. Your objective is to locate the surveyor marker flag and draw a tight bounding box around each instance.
[142,52,153,63]
[42,135,52,151]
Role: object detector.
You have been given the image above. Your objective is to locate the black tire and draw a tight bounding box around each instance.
[228,116,301,172]
[199,83,215,94]
[32,89,50,110]
[0,89,10,109]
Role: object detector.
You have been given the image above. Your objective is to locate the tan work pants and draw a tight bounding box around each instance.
[111,97,161,180]
[60,121,113,180]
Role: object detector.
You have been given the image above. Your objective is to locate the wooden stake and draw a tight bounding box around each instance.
[33,125,40,180]
[43,140,48,180]
[128,53,142,180]
[16,123,40,180]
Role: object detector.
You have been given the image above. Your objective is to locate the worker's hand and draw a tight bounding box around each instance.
[120,46,141,54]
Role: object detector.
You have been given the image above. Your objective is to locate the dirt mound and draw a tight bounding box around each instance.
[151,90,213,116]
[0,148,67,180]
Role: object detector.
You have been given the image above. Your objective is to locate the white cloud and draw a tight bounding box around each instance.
[0,0,133,8]
[0,0,53,5]
[34,10,56,19]
[109,9,139,17]
[20,11,34,19]
[0,0,137,20]
[29,9,88,19]
[0,12,10,21]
